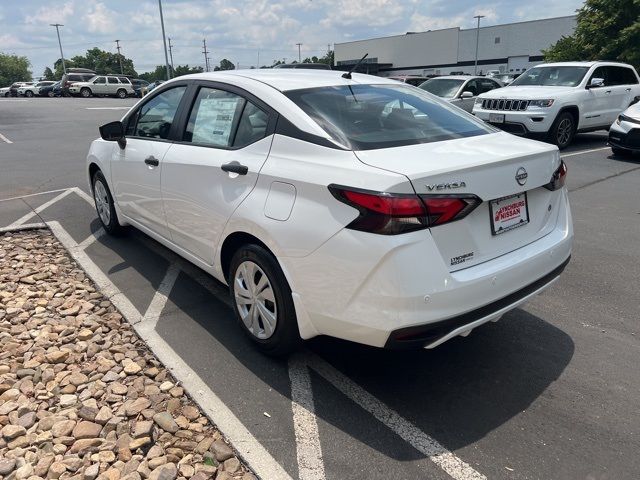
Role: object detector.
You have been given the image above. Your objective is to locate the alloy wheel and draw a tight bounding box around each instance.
[234,261,278,340]
[94,179,111,226]
[557,118,572,146]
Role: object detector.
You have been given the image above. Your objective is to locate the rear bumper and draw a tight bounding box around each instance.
[385,255,570,349]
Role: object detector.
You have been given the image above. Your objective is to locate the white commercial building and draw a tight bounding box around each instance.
[334,15,577,77]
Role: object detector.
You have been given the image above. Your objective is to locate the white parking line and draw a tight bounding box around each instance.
[0,132,13,144]
[289,355,326,480]
[142,262,180,327]
[78,227,105,250]
[47,219,293,480]
[561,146,610,158]
[0,188,72,203]
[7,189,74,228]
[306,352,487,480]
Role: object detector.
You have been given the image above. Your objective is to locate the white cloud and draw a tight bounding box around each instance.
[84,2,117,34]
[319,0,406,28]
[25,1,75,25]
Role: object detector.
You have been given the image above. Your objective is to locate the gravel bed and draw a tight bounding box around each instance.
[0,230,256,480]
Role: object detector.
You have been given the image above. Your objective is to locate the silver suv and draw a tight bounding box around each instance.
[68,75,135,98]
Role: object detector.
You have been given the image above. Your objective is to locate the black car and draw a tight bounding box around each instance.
[39,81,61,97]
[130,79,149,98]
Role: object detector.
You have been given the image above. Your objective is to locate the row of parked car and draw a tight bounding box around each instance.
[1,69,166,99]
[402,61,640,150]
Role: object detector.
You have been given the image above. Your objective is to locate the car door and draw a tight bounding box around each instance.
[91,76,107,95]
[583,66,613,128]
[110,84,188,239]
[160,83,275,264]
[610,66,638,112]
[107,77,120,96]
[454,79,479,112]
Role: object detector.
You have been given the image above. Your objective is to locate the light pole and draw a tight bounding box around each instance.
[157,0,171,80]
[473,15,485,75]
[296,43,302,63]
[50,23,66,75]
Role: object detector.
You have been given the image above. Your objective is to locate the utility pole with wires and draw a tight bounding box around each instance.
[207,56,212,72]
[50,24,67,75]
[114,39,124,74]
[296,43,302,63]
[202,38,209,72]
[157,0,171,80]
[167,37,175,71]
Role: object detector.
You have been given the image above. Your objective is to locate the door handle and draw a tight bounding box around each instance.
[144,156,159,166]
[221,162,248,175]
[605,90,612,94]
[626,88,632,92]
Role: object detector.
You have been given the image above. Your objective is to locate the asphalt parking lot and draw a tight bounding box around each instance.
[1,97,639,480]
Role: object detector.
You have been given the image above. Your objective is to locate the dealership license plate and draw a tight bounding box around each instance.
[490,193,529,235]
[489,113,505,124]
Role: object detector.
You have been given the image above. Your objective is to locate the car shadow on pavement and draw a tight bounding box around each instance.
[90,227,575,462]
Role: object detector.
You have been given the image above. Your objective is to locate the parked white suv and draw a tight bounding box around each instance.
[473,61,640,148]
[69,75,134,98]
[86,70,572,356]
[19,81,56,97]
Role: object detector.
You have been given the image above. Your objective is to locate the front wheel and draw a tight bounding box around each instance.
[80,88,92,98]
[117,89,127,99]
[48,91,55,98]
[548,112,575,149]
[92,171,124,235]
[25,91,33,98]
[229,245,301,356]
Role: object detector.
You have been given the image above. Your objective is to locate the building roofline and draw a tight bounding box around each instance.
[335,15,576,47]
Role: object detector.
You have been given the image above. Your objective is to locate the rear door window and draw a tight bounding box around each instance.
[183,87,268,148]
[107,77,119,84]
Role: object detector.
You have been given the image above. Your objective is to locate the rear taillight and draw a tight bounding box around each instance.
[329,185,481,235]
[420,195,482,226]
[543,160,567,191]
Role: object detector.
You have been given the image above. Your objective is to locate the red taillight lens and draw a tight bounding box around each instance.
[329,186,428,235]
[329,185,482,234]
[544,160,567,191]
[420,196,482,226]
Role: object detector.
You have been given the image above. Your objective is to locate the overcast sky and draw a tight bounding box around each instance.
[1,0,584,77]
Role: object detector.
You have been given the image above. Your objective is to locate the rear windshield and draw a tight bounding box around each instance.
[510,66,589,87]
[419,79,465,98]
[285,84,492,150]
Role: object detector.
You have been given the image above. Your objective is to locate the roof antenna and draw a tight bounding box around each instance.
[342,53,368,79]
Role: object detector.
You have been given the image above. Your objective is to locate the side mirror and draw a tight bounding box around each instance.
[460,91,474,99]
[99,121,126,149]
[587,77,605,89]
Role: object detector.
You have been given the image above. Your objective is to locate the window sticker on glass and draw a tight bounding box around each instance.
[192,98,242,146]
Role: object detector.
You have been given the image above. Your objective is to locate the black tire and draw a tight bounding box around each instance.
[611,146,632,157]
[548,111,576,149]
[25,90,33,98]
[229,244,301,356]
[92,170,124,235]
[47,91,54,98]
[81,87,92,98]
[116,89,127,99]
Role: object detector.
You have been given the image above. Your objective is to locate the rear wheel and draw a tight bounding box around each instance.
[548,112,575,149]
[229,244,301,356]
[80,88,92,98]
[116,89,127,99]
[47,91,54,98]
[25,90,33,98]
[92,171,124,235]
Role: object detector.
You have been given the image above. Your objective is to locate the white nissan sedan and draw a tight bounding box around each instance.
[87,70,573,356]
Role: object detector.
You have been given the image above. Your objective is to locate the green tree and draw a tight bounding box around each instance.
[0,52,32,86]
[544,0,640,69]
[174,64,204,77]
[52,58,73,78]
[214,59,235,71]
[42,67,56,81]
[69,47,137,76]
[138,64,204,82]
